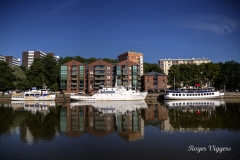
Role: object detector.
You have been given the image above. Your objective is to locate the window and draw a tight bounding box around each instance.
[90,71,93,74]
[107,67,110,70]
[107,76,110,79]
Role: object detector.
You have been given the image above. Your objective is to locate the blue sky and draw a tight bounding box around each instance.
[0,0,239,64]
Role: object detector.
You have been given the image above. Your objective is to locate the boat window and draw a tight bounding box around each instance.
[183,94,185,96]
[204,93,206,95]
[176,94,178,96]
[198,94,200,96]
[173,94,175,96]
[179,94,181,96]
[187,94,189,96]
[201,94,203,96]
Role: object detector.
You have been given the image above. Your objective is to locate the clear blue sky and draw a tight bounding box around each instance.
[0,0,239,64]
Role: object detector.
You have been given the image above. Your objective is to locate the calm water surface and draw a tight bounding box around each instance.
[0,99,239,160]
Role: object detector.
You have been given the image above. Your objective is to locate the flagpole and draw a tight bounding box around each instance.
[174,76,175,90]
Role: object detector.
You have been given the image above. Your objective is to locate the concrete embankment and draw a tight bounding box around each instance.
[0,92,239,102]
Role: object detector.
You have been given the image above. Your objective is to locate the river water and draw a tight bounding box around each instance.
[0,99,239,160]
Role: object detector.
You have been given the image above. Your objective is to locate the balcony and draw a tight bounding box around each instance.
[94,82,104,85]
[95,72,105,75]
[122,77,128,80]
[71,78,77,80]
[122,72,128,75]
[95,77,105,80]
[71,72,77,75]
[95,67,105,70]
[71,82,77,85]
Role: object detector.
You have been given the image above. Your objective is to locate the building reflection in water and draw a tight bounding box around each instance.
[2,99,238,145]
[60,101,147,141]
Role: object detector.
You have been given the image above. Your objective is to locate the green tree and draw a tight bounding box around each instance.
[20,65,26,74]
[11,66,26,89]
[144,62,163,74]
[0,61,15,91]
[217,60,240,90]
[41,55,58,88]
[25,60,46,89]
[102,58,118,63]
[168,65,181,89]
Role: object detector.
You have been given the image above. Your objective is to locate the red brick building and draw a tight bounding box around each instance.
[141,71,167,92]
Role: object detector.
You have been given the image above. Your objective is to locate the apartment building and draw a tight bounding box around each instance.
[87,60,114,93]
[60,60,86,93]
[0,55,20,66]
[115,60,140,89]
[60,59,142,93]
[159,57,211,75]
[118,50,144,76]
[141,71,167,92]
[22,50,59,69]
[0,55,6,62]
[5,56,21,67]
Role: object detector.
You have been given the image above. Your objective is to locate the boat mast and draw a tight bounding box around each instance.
[115,76,117,88]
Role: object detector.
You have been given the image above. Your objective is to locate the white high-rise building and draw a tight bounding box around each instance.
[159,57,211,75]
[22,50,59,69]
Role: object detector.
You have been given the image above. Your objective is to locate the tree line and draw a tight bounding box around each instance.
[0,55,239,91]
[167,60,240,90]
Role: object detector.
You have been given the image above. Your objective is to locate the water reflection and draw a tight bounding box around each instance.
[61,101,147,141]
[0,99,239,145]
[163,99,239,133]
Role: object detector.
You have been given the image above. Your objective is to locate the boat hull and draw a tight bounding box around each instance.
[11,96,56,101]
[70,92,147,101]
[164,91,224,100]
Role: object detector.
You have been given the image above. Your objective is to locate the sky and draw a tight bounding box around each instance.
[0,0,240,64]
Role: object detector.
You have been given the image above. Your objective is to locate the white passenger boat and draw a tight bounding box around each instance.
[70,100,148,114]
[11,87,56,101]
[70,85,148,101]
[164,99,225,108]
[164,87,224,100]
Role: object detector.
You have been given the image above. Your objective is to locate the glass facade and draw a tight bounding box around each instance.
[132,65,138,88]
[79,65,84,89]
[60,66,67,89]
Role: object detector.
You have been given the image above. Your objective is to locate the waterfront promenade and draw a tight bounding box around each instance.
[0,92,239,102]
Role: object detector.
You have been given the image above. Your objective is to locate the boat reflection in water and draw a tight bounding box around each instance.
[11,101,56,115]
[60,100,148,141]
[161,99,226,133]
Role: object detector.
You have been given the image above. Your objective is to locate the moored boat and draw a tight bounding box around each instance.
[11,87,56,101]
[164,87,224,100]
[70,86,148,101]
